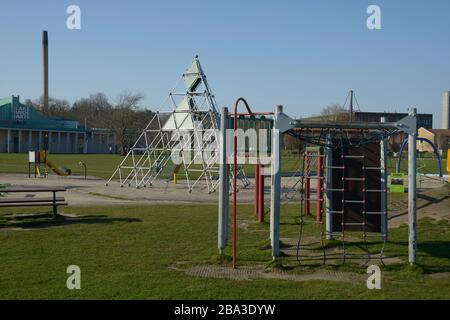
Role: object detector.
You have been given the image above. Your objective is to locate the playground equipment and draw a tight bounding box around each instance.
[389,173,405,193]
[303,147,325,224]
[104,57,421,267]
[79,161,87,180]
[218,103,420,268]
[107,56,249,193]
[396,137,443,178]
[447,150,450,183]
[28,151,71,178]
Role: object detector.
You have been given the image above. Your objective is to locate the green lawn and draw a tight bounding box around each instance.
[0,152,448,299]
[0,153,122,180]
[0,201,449,299]
[0,151,446,182]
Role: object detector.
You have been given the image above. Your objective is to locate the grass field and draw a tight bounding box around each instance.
[0,151,446,181]
[0,200,449,299]
[0,153,120,179]
[0,152,448,299]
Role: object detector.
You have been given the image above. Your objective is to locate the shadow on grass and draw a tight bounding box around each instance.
[389,193,450,220]
[418,241,450,259]
[282,237,450,273]
[0,213,141,230]
[380,240,450,273]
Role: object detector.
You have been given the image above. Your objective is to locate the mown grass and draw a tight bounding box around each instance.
[0,151,446,181]
[0,153,120,180]
[0,200,449,299]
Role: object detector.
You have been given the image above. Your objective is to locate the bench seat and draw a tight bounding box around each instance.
[0,197,65,204]
[0,187,68,217]
[0,202,68,208]
[0,202,69,208]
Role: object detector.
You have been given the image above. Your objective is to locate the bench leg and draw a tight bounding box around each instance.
[52,191,57,218]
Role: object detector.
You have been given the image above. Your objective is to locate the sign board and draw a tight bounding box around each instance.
[229,115,274,154]
[13,104,30,122]
[447,150,450,183]
[28,151,35,163]
[390,173,405,193]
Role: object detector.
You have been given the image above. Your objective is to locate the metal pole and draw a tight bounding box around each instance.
[349,90,354,122]
[254,164,260,217]
[380,117,388,241]
[258,166,264,223]
[408,108,417,265]
[218,107,229,255]
[293,121,400,130]
[79,161,87,180]
[305,151,311,215]
[316,154,324,224]
[325,133,333,239]
[42,31,49,114]
[270,105,282,259]
[232,98,253,268]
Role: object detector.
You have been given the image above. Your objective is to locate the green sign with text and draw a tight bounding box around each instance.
[390,173,405,193]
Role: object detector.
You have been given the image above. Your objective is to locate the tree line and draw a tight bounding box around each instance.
[24,93,155,153]
[27,96,379,154]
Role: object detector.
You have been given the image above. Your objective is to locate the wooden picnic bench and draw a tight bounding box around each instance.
[0,187,68,217]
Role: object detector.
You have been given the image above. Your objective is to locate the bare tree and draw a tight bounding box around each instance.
[24,99,37,108]
[71,93,113,128]
[283,133,303,151]
[25,92,157,153]
[320,103,348,122]
[30,96,71,118]
[106,92,145,153]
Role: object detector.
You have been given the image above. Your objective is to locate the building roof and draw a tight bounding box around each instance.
[355,111,433,117]
[427,129,450,136]
[0,95,84,132]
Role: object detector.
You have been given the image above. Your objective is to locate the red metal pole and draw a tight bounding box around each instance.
[316,154,323,224]
[305,152,310,216]
[258,165,264,223]
[233,98,253,269]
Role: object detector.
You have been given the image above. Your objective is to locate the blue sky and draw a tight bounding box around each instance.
[1,0,449,126]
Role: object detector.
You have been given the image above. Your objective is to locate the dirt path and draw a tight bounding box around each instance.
[1,174,448,224]
[389,184,449,228]
[0,174,231,206]
[170,263,362,283]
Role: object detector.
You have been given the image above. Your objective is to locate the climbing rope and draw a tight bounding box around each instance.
[290,127,393,266]
[296,141,327,265]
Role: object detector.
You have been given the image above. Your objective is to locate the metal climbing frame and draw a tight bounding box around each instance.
[303,147,325,223]
[291,110,417,265]
[326,133,386,263]
[108,57,225,194]
[293,130,390,264]
[218,104,419,266]
[295,142,327,265]
[218,103,293,267]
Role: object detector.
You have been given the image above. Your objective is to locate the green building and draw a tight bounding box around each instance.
[0,95,115,154]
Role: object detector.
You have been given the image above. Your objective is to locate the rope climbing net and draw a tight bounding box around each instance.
[287,127,396,266]
[288,126,400,150]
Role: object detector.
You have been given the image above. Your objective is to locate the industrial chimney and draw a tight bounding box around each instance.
[42,30,49,114]
[443,91,450,129]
